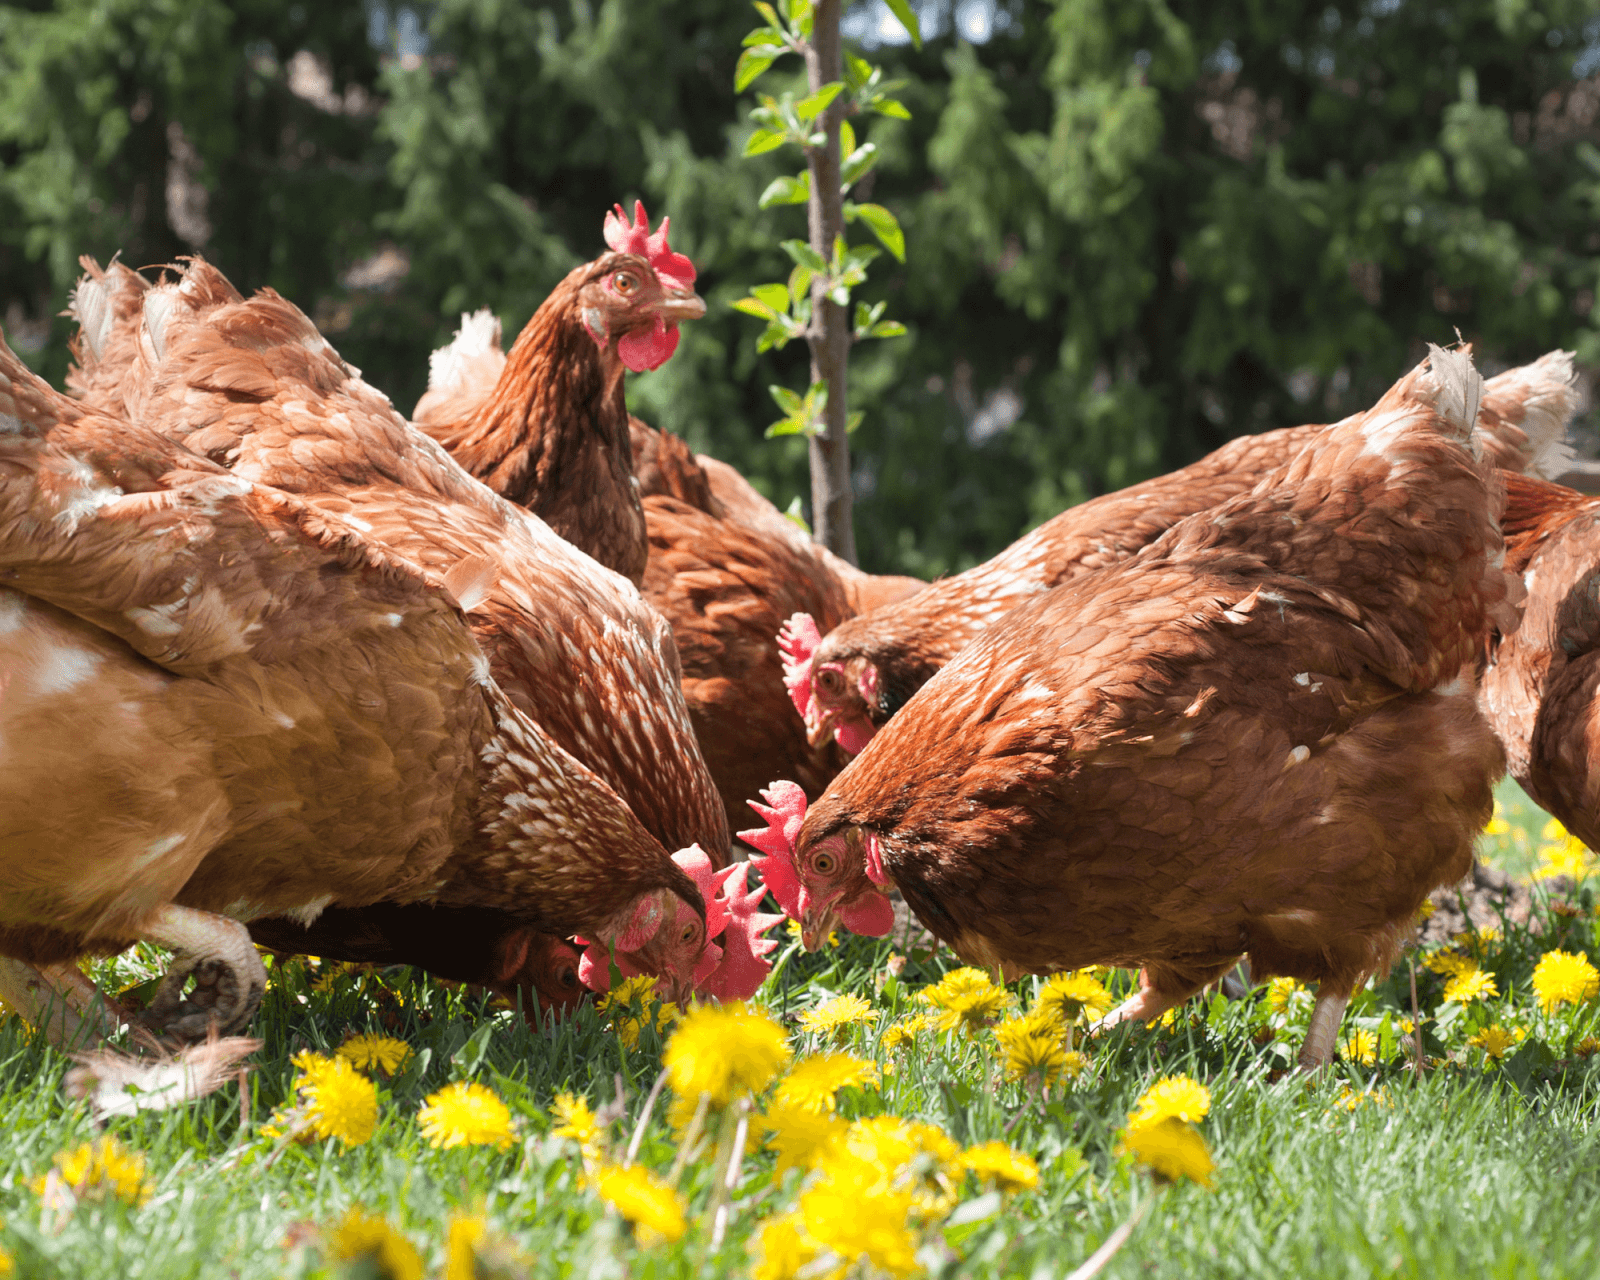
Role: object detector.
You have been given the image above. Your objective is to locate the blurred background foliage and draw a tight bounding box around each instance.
[4,0,1600,574]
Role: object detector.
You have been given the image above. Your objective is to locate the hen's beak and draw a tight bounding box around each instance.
[654,288,706,325]
[804,705,839,749]
[661,974,692,1008]
[800,902,841,953]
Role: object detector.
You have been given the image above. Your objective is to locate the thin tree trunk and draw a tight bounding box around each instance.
[804,0,857,564]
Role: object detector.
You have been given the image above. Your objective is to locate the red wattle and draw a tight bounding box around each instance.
[840,892,895,937]
[618,319,680,372]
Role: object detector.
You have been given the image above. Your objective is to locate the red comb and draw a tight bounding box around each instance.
[603,200,696,292]
[737,781,807,921]
[698,861,786,1001]
[778,613,823,721]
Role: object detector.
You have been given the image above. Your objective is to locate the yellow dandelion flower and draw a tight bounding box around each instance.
[1034,971,1113,1025]
[0,1244,11,1277]
[616,1003,679,1050]
[1483,801,1510,836]
[1574,1036,1600,1058]
[1441,968,1499,1004]
[662,1002,791,1107]
[418,1081,515,1151]
[799,1171,917,1278]
[337,1034,412,1076]
[328,1209,423,1280]
[1468,1025,1517,1060]
[773,1053,879,1113]
[1535,832,1596,881]
[1342,1029,1379,1066]
[752,1212,817,1280]
[1416,898,1437,920]
[299,1056,378,1146]
[1424,949,1476,978]
[1118,1117,1214,1187]
[291,1048,337,1085]
[797,993,875,1036]
[32,1137,151,1206]
[880,1013,937,1051]
[960,1140,1040,1193]
[763,1102,848,1175]
[549,1092,603,1152]
[592,1163,686,1245]
[838,1116,960,1182]
[920,967,1012,1035]
[311,961,361,994]
[597,974,661,1012]
[785,919,838,947]
[1532,950,1600,1012]
[444,1214,485,1280]
[995,1020,1070,1086]
[1264,977,1303,1013]
[1128,1075,1211,1127]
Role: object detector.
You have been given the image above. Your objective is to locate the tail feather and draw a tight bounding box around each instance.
[1481,350,1579,480]
[1415,343,1484,451]
[428,308,504,392]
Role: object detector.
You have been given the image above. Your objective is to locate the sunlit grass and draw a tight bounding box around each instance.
[0,782,1596,1278]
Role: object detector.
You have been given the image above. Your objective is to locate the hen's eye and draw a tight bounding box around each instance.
[612,271,639,295]
[556,965,579,990]
[817,669,844,695]
[681,923,698,944]
[813,852,836,875]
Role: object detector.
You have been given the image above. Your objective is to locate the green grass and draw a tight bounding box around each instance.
[2,779,1598,1279]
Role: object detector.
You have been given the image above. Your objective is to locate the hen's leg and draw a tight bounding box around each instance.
[1297,987,1352,1070]
[140,907,267,1041]
[0,958,129,1050]
[1090,960,1239,1033]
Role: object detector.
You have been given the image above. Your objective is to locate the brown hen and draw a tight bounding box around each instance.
[413,202,704,586]
[65,255,730,1010]
[1480,473,1600,848]
[779,348,1518,1068]
[0,329,705,1048]
[794,352,1578,755]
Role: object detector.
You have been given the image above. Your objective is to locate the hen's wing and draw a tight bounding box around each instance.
[0,329,505,939]
[631,417,716,512]
[1481,484,1600,839]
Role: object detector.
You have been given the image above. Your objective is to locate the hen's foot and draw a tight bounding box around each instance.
[1296,988,1351,1070]
[140,907,266,1041]
[1089,980,1186,1034]
[0,959,130,1051]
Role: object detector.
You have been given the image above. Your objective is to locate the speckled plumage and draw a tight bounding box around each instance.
[0,331,691,975]
[1480,473,1600,847]
[62,257,724,1003]
[795,350,1515,1019]
[804,354,1578,751]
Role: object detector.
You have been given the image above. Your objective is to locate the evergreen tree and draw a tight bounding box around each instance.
[5,0,1600,576]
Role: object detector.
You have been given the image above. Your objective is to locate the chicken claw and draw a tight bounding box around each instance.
[140,907,267,1040]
